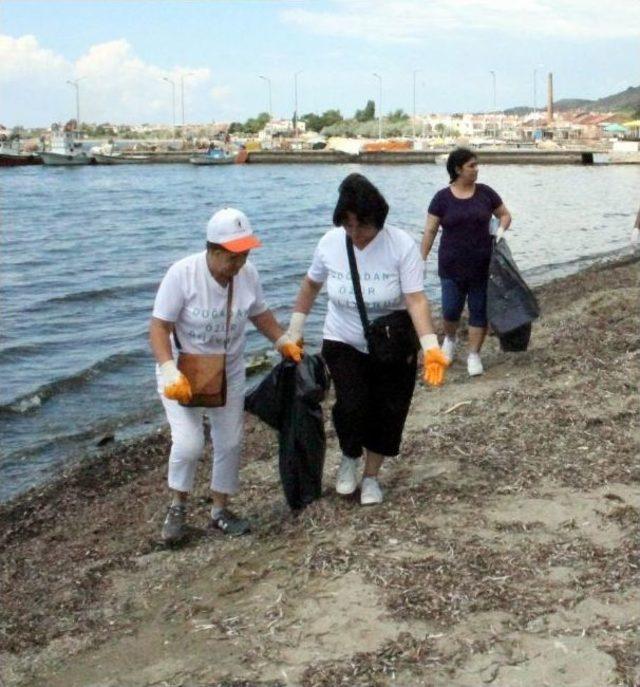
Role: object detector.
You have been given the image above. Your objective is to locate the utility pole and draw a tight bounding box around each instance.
[66,78,85,128]
[259,75,272,119]
[489,70,497,140]
[412,69,421,141]
[180,72,194,131]
[294,70,302,137]
[162,77,176,139]
[373,72,382,139]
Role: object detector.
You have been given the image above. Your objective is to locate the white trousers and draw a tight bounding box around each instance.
[158,355,245,495]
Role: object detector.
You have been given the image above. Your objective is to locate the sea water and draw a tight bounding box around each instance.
[1,162,638,501]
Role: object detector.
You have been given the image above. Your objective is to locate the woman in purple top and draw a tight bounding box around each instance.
[421,148,512,376]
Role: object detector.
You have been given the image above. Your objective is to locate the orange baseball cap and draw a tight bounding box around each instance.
[206,207,262,252]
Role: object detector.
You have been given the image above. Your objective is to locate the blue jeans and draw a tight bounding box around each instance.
[441,277,488,328]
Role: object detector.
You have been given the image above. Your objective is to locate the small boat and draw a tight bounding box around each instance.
[189,147,236,165]
[41,122,93,166]
[0,134,42,166]
[93,152,151,164]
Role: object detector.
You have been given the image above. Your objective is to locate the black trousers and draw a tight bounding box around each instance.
[321,339,418,458]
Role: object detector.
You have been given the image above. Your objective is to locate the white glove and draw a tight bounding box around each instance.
[160,360,192,403]
[496,226,506,243]
[631,226,640,246]
[419,334,439,352]
[286,312,306,343]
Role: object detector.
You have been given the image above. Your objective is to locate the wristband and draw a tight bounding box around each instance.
[419,334,439,351]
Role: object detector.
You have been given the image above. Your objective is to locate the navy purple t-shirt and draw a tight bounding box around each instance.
[428,183,502,282]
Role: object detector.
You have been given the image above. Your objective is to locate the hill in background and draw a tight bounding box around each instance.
[505,84,640,115]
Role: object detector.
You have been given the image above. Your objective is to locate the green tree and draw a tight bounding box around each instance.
[387,109,409,121]
[301,112,323,132]
[355,100,375,122]
[242,112,270,134]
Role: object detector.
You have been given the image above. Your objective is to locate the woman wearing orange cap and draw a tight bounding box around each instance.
[149,207,301,543]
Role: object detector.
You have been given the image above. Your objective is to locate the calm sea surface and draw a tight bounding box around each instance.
[1,162,638,501]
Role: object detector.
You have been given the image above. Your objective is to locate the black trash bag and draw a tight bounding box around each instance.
[487,238,540,352]
[245,355,330,511]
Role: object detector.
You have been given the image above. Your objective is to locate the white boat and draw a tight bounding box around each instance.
[189,147,236,165]
[41,123,93,166]
[93,152,151,165]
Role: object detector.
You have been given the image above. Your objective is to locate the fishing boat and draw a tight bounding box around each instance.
[189,147,237,165]
[93,151,151,164]
[0,134,42,166]
[40,122,93,166]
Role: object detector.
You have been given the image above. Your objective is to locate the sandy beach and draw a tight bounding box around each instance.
[1,252,638,687]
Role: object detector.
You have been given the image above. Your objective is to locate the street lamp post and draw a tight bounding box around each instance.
[66,78,85,128]
[162,77,176,139]
[259,75,272,120]
[489,70,497,141]
[412,69,421,141]
[373,72,382,139]
[294,70,302,137]
[180,72,195,131]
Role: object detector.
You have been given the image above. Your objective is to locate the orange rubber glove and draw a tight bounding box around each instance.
[420,334,448,387]
[160,360,193,404]
[276,335,303,363]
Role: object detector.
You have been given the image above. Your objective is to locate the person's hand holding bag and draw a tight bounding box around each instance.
[420,334,448,387]
[275,312,306,363]
[160,360,193,404]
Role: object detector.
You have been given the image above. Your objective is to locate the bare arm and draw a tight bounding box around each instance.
[421,214,440,260]
[404,291,436,339]
[249,309,284,343]
[494,203,512,230]
[149,317,175,365]
[293,276,323,314]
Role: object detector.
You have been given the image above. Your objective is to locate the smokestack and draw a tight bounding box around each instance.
[547,72,554,122]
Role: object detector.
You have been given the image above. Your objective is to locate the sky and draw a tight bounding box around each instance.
[1,0,639,128]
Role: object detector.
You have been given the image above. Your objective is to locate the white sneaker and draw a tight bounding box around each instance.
[467,352,484,377]
[360,477,384,505]
[441,336,457,363]
[336,455,360,495]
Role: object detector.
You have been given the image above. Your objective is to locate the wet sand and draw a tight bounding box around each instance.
[1,252,639,687]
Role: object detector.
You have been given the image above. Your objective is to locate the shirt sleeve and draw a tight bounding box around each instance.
[486,185,503,210]
[247,264,268,317]
[307,240,328,284]
[398,237,425,294]
[427,190,444,217]
[152,263,184,322]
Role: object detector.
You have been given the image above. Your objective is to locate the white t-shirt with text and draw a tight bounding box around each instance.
[152,251,268,358]
[307,225,424,353]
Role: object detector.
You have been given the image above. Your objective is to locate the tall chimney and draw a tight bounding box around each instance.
[547,72,554,122]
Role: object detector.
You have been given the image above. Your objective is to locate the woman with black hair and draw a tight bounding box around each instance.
[422,147,512,376]
[286,173,447,506]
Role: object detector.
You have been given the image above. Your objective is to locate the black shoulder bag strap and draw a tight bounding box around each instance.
[346,234,370,336]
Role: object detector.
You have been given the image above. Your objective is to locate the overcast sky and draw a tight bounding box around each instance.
[1,0,639,127]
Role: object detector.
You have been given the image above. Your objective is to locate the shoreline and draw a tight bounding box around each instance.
[1,251,639,686]
[8,147,640,166]
[1,244,634,507]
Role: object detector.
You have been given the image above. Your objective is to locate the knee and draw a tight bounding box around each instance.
[170,431,205,462]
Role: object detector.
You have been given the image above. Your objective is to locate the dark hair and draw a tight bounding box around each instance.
[446,147,477,182]
[206,241,225,252]
[332,173,389,231]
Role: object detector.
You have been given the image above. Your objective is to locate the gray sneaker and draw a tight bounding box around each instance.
[208,509,251,536]
[161,504,186,543]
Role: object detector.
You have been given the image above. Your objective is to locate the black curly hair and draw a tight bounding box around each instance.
[332,173,389,231]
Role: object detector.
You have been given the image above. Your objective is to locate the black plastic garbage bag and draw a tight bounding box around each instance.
[245,355,330,511]
[487,239,540,352]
